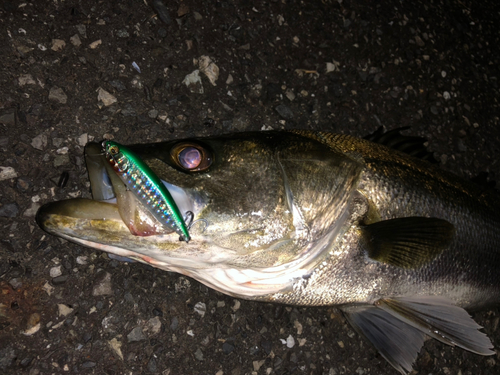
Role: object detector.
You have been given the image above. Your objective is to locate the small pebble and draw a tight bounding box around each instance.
[76,24,87,38]
[158,28,167,38]
[194,348,204,361]
[23,202,40,217]
[89,40,102,49]
[285,90,295,101]
[110,80,126,91]
[222,342,235,354]
[92,272,113,296]
[16,178,31,192]
[9,278,22,289]
[43,282,54,296]
[81,361,96,368]
[170,316,179,331]
[50,266,62,278]
[53,154,70,167]
[146,316,162,334]
[0,347,16,370]
[51,39,66,51]
[0,203,19,218]
[280,334,295,348]
[182,70,204,94]
[194,302,206,317]
[77,133,88,146]
[51,275,69,285]
[414,35,425,47]
[108,338,123,360]
[58,304,74,317]
[23,313,41,336]
[48,87,67,104]
[97,88,117,106]
[147,357,157,372]
[83,332,92,343]
[0,166,18,181]
[326,62,336,73]
[76,256,88,265]
[275,104,293,119]
[261,340,272,354]
[18,74,36,86]
[20,357,33,368]
[116,29,129,38]
[70,34,81,47]
[121,104,137,117]
[152,307,163,317]
[127,326,146,342]
[31,134,48,150]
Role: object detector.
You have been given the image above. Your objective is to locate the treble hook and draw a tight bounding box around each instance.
[183,211,209,233]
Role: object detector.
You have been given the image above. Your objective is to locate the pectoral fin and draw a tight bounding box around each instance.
[341,296,494,374]
[361,217,454,268]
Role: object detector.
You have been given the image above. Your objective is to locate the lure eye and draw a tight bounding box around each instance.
[109,145,119,155]
[171,143,212,172]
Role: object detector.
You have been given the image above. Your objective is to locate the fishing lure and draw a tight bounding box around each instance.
[103,140,191,242]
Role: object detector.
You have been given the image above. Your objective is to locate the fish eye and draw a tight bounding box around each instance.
[179,147,202,169]
[109,145,119,155]
[171,143,212,172]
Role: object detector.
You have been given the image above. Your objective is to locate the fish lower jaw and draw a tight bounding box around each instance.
[61,234,304,298]
[190,268,307,298]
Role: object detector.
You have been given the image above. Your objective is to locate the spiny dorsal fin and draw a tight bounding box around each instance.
[364,126,438,163]
[361,217,455,268]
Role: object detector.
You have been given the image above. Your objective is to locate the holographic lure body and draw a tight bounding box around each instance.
[103,140,191,242]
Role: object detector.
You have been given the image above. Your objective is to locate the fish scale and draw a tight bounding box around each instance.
[104,140,191,241]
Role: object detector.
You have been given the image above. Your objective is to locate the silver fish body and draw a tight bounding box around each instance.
[37,131,500,373]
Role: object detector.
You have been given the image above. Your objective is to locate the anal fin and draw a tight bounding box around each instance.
[376,296,494,355]
[341,296,494,374]
[342,304,425,374]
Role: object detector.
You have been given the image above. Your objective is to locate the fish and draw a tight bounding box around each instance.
[36,130,500,374]
[102,140,191,241]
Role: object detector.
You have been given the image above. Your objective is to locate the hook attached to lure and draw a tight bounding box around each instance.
[103,140,191,242]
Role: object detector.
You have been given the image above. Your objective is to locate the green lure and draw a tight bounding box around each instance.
[103,140,191,242]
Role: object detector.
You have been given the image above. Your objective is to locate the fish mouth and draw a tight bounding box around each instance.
[36,142,204,255]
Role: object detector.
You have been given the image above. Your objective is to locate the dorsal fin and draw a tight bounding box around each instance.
[365,127,498,190]
[364,126,438,163]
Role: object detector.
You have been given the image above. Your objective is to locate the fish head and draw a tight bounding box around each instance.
[37,132,362,299]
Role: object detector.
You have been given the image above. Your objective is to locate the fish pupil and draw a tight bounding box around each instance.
[179,147,202,169]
